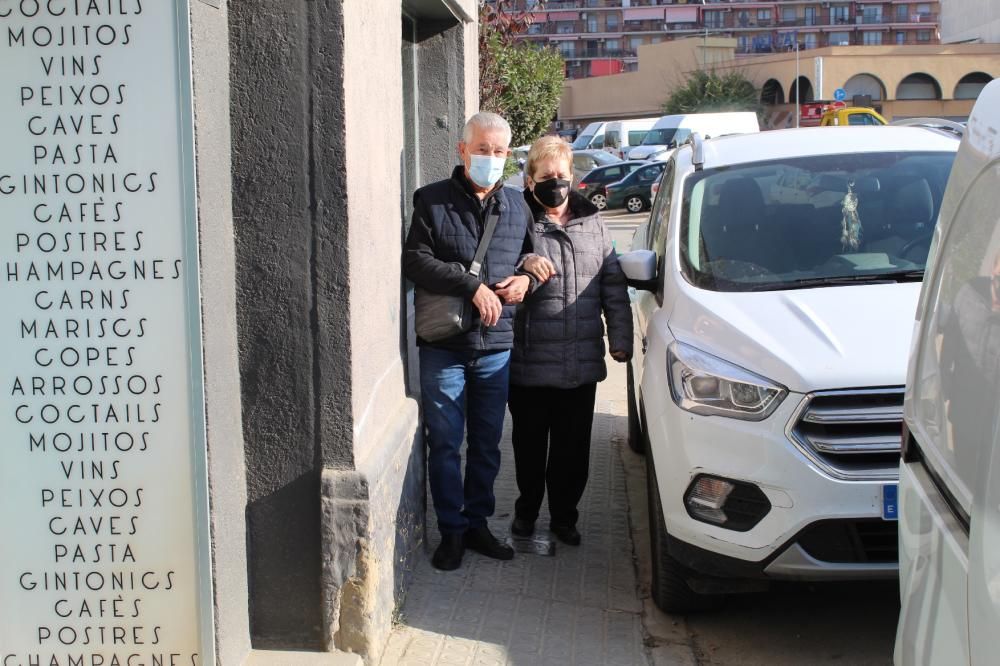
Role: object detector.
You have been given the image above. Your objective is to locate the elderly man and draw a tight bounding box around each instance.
[404,112,551,570]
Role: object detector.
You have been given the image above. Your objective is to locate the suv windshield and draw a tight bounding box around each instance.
[642,128,689,147]
[680,151,956,292]
[571,134,594,150]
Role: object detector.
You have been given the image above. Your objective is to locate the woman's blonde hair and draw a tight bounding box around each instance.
[526,135,573,182]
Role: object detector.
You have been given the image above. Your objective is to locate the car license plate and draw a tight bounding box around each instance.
[882,484,898,521]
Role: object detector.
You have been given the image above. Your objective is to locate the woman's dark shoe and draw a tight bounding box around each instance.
[550,524,581,546]
[510,517,535,537]
[463,526,515,560]
[432,534,464,571]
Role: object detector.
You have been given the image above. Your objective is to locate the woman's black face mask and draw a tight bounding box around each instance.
[532,177,571,208]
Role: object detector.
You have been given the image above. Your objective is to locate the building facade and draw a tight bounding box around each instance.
[559,37,998,126]
[510,0,941,79]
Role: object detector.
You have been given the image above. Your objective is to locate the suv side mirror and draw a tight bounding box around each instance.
[619,249,658,291]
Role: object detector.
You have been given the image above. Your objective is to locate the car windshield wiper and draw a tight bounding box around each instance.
[761,270,926,291]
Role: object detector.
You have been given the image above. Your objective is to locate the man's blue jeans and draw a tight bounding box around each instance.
[419,346,510,536]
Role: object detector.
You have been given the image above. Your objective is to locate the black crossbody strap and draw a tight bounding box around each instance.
[467,209,501,278]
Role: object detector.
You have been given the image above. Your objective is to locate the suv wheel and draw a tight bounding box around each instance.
[590,192,607,210]
[626,195,646,213]
[627,363,644,455]
[646,450,719,613]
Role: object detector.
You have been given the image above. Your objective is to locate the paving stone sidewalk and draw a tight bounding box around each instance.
[381,371,649,666]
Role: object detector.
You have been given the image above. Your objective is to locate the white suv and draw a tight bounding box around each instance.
[895,81,1000,665]
[619,126,959,611]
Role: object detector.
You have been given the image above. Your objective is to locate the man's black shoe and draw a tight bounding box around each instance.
[463,526,515,560]
[550,524,581,546]
[510,517,535,538]
[432,533,464,571]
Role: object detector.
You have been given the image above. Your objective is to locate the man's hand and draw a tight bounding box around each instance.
[494,275,531,305]
[522,254,557,283]
[472,283,503,326]
[610,350,630,363]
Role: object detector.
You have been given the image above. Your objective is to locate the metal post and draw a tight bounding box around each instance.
[795,38,800,128]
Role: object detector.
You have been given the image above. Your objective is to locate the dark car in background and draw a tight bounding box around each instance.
[576,160,646,210]
[605,161,666,212]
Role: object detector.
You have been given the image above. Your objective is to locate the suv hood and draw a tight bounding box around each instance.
[668,282,922,393]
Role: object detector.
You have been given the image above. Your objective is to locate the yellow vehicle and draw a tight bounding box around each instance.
[820,106,887,126]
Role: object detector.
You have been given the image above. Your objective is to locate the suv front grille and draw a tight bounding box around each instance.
[788,389,904,480]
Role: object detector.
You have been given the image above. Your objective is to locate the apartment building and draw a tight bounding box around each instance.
[511,0,940,79]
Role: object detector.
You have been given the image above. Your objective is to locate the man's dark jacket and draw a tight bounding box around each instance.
[403,165,535,351]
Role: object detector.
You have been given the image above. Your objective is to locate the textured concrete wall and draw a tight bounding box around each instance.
[228,0,353,650]
[189,1,252,664]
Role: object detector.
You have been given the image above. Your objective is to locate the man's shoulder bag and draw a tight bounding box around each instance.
[414,210,500,343]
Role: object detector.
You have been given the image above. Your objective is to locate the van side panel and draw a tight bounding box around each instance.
[894,462,971,666]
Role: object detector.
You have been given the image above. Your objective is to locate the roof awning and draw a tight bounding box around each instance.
[665,6,699,23]
[623,7,665,21]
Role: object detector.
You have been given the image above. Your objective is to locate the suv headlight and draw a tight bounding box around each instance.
[668,342,787,421]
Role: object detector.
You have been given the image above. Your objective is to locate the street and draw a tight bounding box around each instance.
[385,210,901,665]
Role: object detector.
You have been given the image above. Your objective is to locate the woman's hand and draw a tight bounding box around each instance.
[522,254,557,283]
[610,350,630,363]
[494,275,531,305]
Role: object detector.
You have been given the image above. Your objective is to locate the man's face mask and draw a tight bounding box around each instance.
[468,154,507,189]
[532,177,571,209]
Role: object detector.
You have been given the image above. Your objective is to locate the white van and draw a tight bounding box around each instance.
[570,121,608,151]
[628,112,759,160]
[895,81,1000,665]
[603,117,659,160]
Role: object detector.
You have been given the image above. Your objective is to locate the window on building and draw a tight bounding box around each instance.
[832,5,850,23]
[757,8,772,24]
[705,10,725,28]
[862,6,882,23]
[915,3,931,16]
[738,34,750,51]
[781,6,796,24]
[557,21,575,34]
[895,31,906,44]
[737,10,750,27]
[804,6,817,26]
[917,29,931,42]
[896,4,909,21]
[829,31,851,45]
[587,16,598,32]
[630,36,644,51]
[607,13,619,31]
[527,23,543,35]
[606,39,620,53]
[863,31,883,45]
[804,32,818,49]
[559,41,575,57]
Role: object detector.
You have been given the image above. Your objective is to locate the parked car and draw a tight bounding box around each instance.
[571,121,608,151]
[605,161,666,213]
[628,112,759,161]
[604,118,659,159]
[618,126,959,612]
[571,149,620,183]
[895,81,1000,665]
[821,106,887,126]
[576,160,646,210]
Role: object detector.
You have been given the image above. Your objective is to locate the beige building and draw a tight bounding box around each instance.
[559,36,999,128]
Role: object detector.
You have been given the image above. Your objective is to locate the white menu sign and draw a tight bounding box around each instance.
[0,2,213,665]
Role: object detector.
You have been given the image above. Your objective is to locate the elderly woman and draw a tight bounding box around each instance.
[511,136,633,546]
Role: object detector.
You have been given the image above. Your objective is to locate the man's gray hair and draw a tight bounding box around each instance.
[463,111,512,146]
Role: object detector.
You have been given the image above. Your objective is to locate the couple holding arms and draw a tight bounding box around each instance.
[403,112,633,571]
